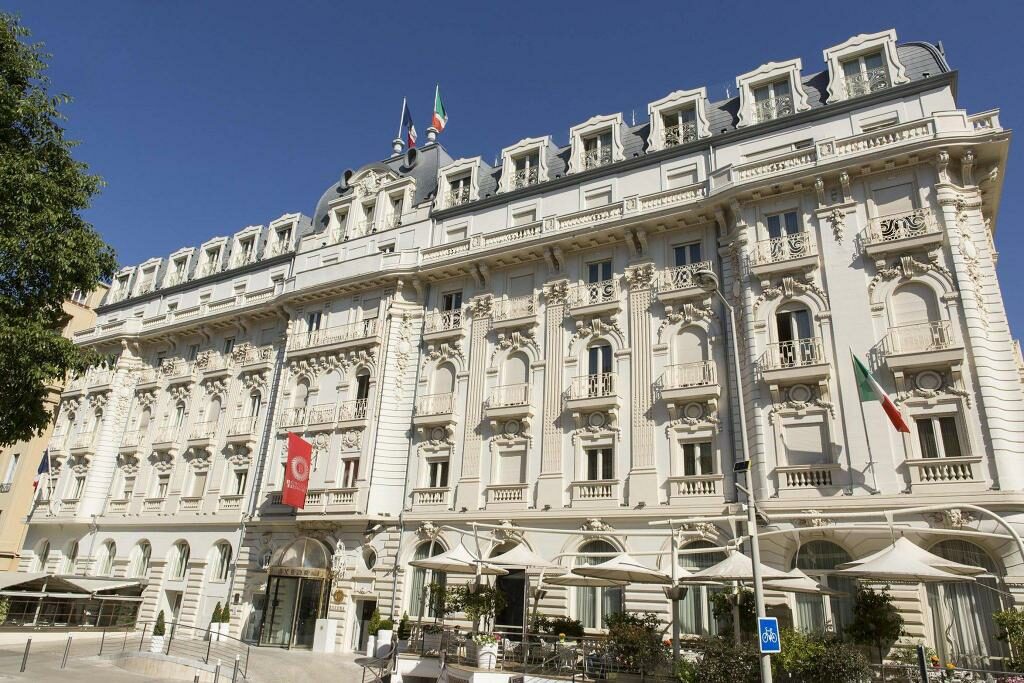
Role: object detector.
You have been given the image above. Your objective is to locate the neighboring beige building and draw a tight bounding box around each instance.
[0,287,107,570]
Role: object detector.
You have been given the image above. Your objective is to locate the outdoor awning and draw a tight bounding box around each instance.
[572,553,672,585]
[409,542,508,576]
[487,544,566,572]
[837,543,976,582]
[682,551,796,583]
[0,590,90,599]
[0,571,47,590]
[763,568,844,595]
[836,537,985,576]
[58,576,145,593]
[543,574,627,588]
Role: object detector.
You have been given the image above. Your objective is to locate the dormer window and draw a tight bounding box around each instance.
[137,267,156,295]
[360,202,376,235]
[201,247,221,276]
[447,173,471,206]
[583,132,613,170]
[270,226,292,255]
[661,107,697,147]
[238,237,255,264]
[512,152,540,189]
[387,194,404,229]
[114,274,131,297]
[167,257,188,286]
[753,80,793,123]
[842,51,887,98]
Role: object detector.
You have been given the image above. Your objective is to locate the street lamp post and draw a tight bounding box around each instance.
[695,269,773,683]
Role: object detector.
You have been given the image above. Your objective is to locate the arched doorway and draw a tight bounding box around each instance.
[791,540,856,634]
[258,538,331,649]
[489,542,525,631]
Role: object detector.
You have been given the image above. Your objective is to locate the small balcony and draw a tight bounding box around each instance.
[151,426,182,452]
[758,338,830,386]
[423,309,464,342]
[59,498,80,516]
[446,186,471,208]
[863,208,943,259]
[226,415,260,446]
[570,479,621,508]
[120,430,148,454]
[656,262,714,304]
[179,496,204,513]
[667,474,725,503]
[754,94,794,124]
[195,352,234,378]
[412,487,451,508]
[776,464,841,497]
[136,368,160,390]
[583,147,613,170]
[484,383,533,422]
[165,360,196,385]
[413,393,457,433]
[186,421,218,448]
[663,122,698,147]
[565,373,619,414]
[107,498,129,514]
[749,232,817,279]
[844,67,889,99]
[218,494,244,512]
[511,168,539,190]
[486,483,529,507]
[881,321,964,371]
[143,497,166,513]
[286,319,378,357]
[907,456,986,493]
[305,403,338,431]
[69,431,98,456]
[567,280,621,317]
[326,487,359,512]
[491,295,537,329]
[235,344,275,370]
[661,361,720,409]
[337,398,369,428]
[278,407,307,431]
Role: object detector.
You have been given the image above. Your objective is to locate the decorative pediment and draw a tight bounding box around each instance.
[894,369,969,407]
[339,429,362,451]
[87,393,109,410]
[224,443,252,466]
[241,371,269,394]
[69,453,91,474]
[767,383,834,422]
[868,254,953,312]
[568,316,623,355]
[665,399,720,432]
[796,509,833,528]
[753,274,829,323]
[623,263,656,290]
[425,341,464,365]
[676,522,720,543]
[416,521,441,540]
[202,377,230,397]
[168,385,192,403]
[490,330,538,364]
[927,508,975,529]
[657,301,715,342]
[136,390,158,407]
[351,167,401,198]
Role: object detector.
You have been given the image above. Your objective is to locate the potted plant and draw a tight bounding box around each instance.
[422,623,444,653]
[218,604,231,640]
[365,609,380,657]
[397,612,411,651]
[375,617,395,657]
[472,633,499,670]
[151,610,166,654]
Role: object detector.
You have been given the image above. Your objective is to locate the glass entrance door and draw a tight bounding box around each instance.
[293,579,324,648]
[493,570,525,630]
[261,576,300,647]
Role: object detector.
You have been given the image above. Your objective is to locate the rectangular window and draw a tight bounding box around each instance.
[233,470,248,495]
[187,344,199,361]
[442,291,463,312]
[916,416,963,459]
[379,243,395,254]
[584,187,613,208]
[682,442,713,476]
[585,448,614,481]
[305,311,322,333]
[587,260,613,284]
[766,211,801,238]
[498,452,525,484]
[448,174,471,205]
[752,79,793,122]
[240,238,254,262]
[341,459,359,488]
[156,474,169,498]
[427,460,449,488]
[843,51,887,97]
[122,476,135,499]
[583,132,613,169]
[223,337,235,354]
[673,242,703,267]
[871,182,916,217]
[588,344,613,376]
[662,107,697,146]
[190,471,207,497]
[3,454,18,485]
[71,476,85,499]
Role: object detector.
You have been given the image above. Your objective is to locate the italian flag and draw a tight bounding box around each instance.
[432,84,448,133]
[852,351,910,432]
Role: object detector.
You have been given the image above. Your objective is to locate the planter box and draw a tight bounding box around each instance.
[476,643,499,669]
[150,635,165,654]
[376,629,394,657]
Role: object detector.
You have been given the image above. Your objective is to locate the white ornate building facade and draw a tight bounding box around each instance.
[14,29,1024,664]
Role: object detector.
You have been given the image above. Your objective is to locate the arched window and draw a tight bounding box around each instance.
[129,541,152,578]
[791,540,856,633]
[355,369,371,402]
[316,369,342,405]
[137,407,152,433]
[172,541,191,580]
[502,352,529,386]
[927,540,1007,667]
[576,540,623,629]
[62,540,79,574]
[892,282,940,326]
[433,363,456,394]
[32,539,51,572]
[775,303,815,366]
[674,327,708,365]
[96,540,116,576]
[173,402,187,429]
[292,380,310,410]
[89,409,103,433]
[409,541,446,618]
[587,342,612,377]
[678,541,723,636]
[206,396,222,426]
[248,391,262,418]
[211,542,232,582]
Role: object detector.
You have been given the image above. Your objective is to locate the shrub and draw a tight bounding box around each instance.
[604,611,670,675]
[846,587,904,665]
[0,596,9,625]
[367,609,381,636]
[774,629,871,682]
[544,616,585,638]
[220,605,230,624]
[377,618,394,632]
[153,610,166,637]
[397,612,410,639]
[692,637,760,683]
[445,584,506,632]
[529,614,551,633]
[211,602,223,625]
[995,608,1024,671]
[710,588,756,638]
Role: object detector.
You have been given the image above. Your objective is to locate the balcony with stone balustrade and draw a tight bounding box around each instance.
[186,420,219,449]
[566,279,621,318]
[69,431,98,457]
[491,295,537,329]
[565,373,619,415]
[484,383,533,424]
[423,309,464,342]
[907,456,986,493]
[667,474,725,505]
[178,496,204,513]
[881,320,963,372]
[226,415,260,446]
[150,426,183,454]
[862,208,943,259]
[485,483,530,509]
[411,487,451,509]
[570,479,621,508]
[660,361,720,412]
[776,463,842,497]
[286,318,379,358]
[412,393,457,434]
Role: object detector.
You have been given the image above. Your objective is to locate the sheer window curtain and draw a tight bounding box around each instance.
[576,541,622,630]
[678,542,722,637]
[792,540,855,634]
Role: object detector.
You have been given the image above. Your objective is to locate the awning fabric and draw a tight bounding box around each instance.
[0,571,47,590]
[0,590,90,599]
[409,543,508,576]
[487,544,565,572]
[58,576,145,593]
[572,553,672,585]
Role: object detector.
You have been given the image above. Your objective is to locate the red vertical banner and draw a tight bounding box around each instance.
[282,433,312,509]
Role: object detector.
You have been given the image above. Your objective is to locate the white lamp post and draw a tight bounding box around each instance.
[694,269,773,683]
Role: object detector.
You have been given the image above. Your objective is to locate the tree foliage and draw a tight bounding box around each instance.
[0,13,117,445]
[846,587,905,664]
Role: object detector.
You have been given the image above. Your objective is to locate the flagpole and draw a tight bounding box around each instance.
[45,448,54,516]
[397,97,406,139]
[849,348,881,493]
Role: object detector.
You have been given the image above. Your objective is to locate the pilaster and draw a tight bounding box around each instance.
[538,280,569,504]
[624,263,658,503]
[456,295,492,506]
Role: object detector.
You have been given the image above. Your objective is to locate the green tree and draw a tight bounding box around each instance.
[153,610,166,637]
[0,13,117,446]
[846,587,904,665]
[994,608,1024,671]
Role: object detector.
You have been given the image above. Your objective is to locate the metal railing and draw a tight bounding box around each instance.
[883,321,957,355]
[663,121,698,146]
[760,337,825,370]
[446,186,471,206]
[415,392,455,416]
[287,319,377,351]
[754,94,794,123]
[866,207,937,244]
[658,261,713,292]
[338,398,369,420]
[152,426,181,445]
[663,361,716,389]
[569,279,618,308]
[487,383,530,408]
[227,415,258,436]
[751,231,816,265]
[583,147,613,170]
[424,309,463,334]
[511,167,539,189]
[96,621,250,680]
[188,420,218,440]
[568,372,617,400]
[278,406,306,428]
[844,66,889,98]
[491,295,535,321]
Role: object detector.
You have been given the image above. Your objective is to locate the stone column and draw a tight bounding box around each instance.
[455,295,492,507]
[537,280,569,505]
[624,263,658,504]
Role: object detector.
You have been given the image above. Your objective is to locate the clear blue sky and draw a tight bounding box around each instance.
[6,1,1022,331]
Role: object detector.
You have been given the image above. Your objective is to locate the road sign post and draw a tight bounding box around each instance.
[758,617,781,655]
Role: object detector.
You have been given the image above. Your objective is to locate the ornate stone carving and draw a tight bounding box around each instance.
[148,450,175,472]
[623,262,656,290]
[136,390,158,407]
[492,520,525,543]
[491,329,537,363]
[424,341,464,365]
[656,300,714,341]
[825,207,846,243]
[677,522,719,542]
[796,510,832,528]
[224,444,252,466]
[202,377,230,398]
[665,400,721,432]
[183,448,211,471]
[895,369,970,407]
[868,254,953,312]
[117,453,140,474]
[340,429,362,451]
[416,521,441,540]
[241,371,269,394]
[394,313,413,400]
[928,508,975,529]
[468,294,494,318]
[568,316,621,354]
[752,275,828,320]
[168,385,192,403]
[767,384,835,421]
[580,518,614,532]
[542,279,570,305]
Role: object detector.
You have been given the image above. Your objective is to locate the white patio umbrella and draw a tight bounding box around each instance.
[837,537,985,576]
[408,542,508,576]
[681,550,797,583]
[487,544,566,572]
[763,568,845,595]
[543,573,627,588]
[572,553,673,585]
[837,544,976,583]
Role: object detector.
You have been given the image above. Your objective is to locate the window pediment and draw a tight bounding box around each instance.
[568,113,624,174]
[500,136,551,192]
[823,29,909,103]
[647,88,711,152]
[735,59,811,128]
[438,157,483,209]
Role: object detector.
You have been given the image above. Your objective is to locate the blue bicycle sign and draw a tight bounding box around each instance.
[758,617,781,654]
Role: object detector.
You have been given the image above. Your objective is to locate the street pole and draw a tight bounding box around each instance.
[697,270,772,683]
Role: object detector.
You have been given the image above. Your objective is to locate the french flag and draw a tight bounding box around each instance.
[402,101,417,149]
[33,450,50,491]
